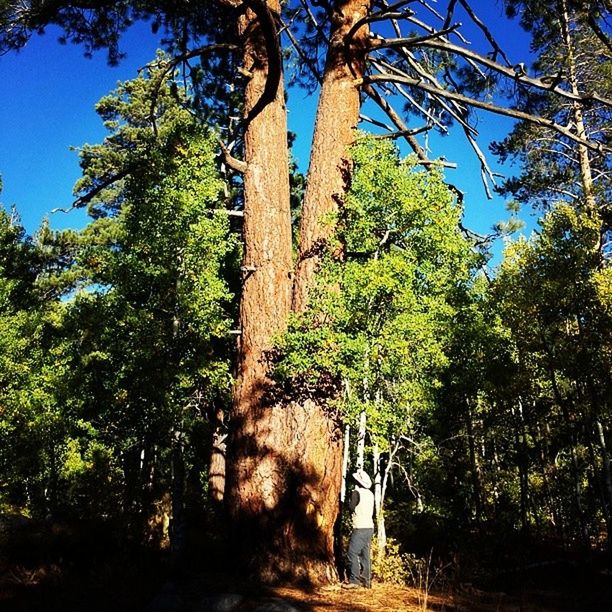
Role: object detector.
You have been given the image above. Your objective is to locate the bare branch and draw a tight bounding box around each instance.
[406,11,470,44]
[465,130,496,199]
[362,82,458,168]
[533,147,580,164]
[442,0,458,31]
[416,0,446,23]
[378,37,612,108]
[457,0,512,67]
[359,112,394,131]
[218,138,247,174]
[362,82,429,161]
[281,18,322,84]
[346,0,419,45]
[299,0,321,29]
[361,74,611,153]
[555,187,582,199]
[371,53,479,135]
[370,23,462,50]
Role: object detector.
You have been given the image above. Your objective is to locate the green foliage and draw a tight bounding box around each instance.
[372,537,411,585]
[275,136,477,507]
[0,67,237,524]
[471,202,611,543]
[494,204,609,391]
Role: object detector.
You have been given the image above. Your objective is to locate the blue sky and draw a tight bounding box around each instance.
[0,7,539,265]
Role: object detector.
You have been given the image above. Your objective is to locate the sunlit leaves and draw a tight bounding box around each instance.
[276,137,476,454]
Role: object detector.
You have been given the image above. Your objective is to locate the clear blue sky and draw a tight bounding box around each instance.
[0,7,539,265]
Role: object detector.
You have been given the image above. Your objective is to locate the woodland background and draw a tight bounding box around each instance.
[0,0,611,609]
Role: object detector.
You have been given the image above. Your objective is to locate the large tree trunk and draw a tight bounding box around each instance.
[225,0,294,579]
[225,0,343,584]
[226,0,373,584]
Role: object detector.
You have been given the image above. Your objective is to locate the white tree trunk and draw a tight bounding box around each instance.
[373,443,386,553]
[357,410,367,469]
[341,424,351,503]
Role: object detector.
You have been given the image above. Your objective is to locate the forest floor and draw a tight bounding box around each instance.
[3,560,612,611]
[2,516,612,610]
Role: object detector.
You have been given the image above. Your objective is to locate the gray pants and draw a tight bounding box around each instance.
[347,527,374,587]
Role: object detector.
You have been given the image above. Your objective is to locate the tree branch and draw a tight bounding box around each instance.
[281,17,322,84]
[242,0,283,123]
[218,138,247,173]
[360,74,611,153]
[373,37,612,108]
[457,0,512,67]
[65,166,133,211]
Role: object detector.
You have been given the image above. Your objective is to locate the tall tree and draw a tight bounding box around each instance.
[494,0,611,240]
[1,0,611,582]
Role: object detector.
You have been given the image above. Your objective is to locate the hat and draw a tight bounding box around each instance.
[352,469,372,489]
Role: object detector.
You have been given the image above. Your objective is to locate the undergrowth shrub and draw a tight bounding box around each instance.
[372,537,411,585]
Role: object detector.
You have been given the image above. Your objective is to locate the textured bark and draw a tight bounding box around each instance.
[225,0,293,574]
[292,0,372,313]
[208,413,227,506]
[226,0,375,584]
[226,0,342,584]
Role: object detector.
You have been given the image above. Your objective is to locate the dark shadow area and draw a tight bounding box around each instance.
[0,514,165,611]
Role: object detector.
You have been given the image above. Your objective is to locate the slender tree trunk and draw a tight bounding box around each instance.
[209,409,227,507]
[341,423,351,503]
[357,410,367,469]
[465,399,483,524]
[558,0,597,212]
[373,443,386,553]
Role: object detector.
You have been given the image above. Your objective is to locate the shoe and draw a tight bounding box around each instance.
[342,582,360,589]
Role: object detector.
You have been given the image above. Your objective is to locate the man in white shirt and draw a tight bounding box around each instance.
[344,469,374,588]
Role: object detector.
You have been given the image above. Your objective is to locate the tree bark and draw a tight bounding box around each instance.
[373,443,387,553]
[209,409,227,507]
[225,0,294,579]
[292,0,372,312]
[225,0,343,584]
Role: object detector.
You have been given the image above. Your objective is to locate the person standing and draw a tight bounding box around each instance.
[344,469,374,588]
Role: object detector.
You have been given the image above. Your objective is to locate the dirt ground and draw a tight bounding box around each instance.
[3,515,612,611]
[181,568,612,612]
[3,564,612,611]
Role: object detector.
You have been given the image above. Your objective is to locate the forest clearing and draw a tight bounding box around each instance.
[0,0,611,610]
